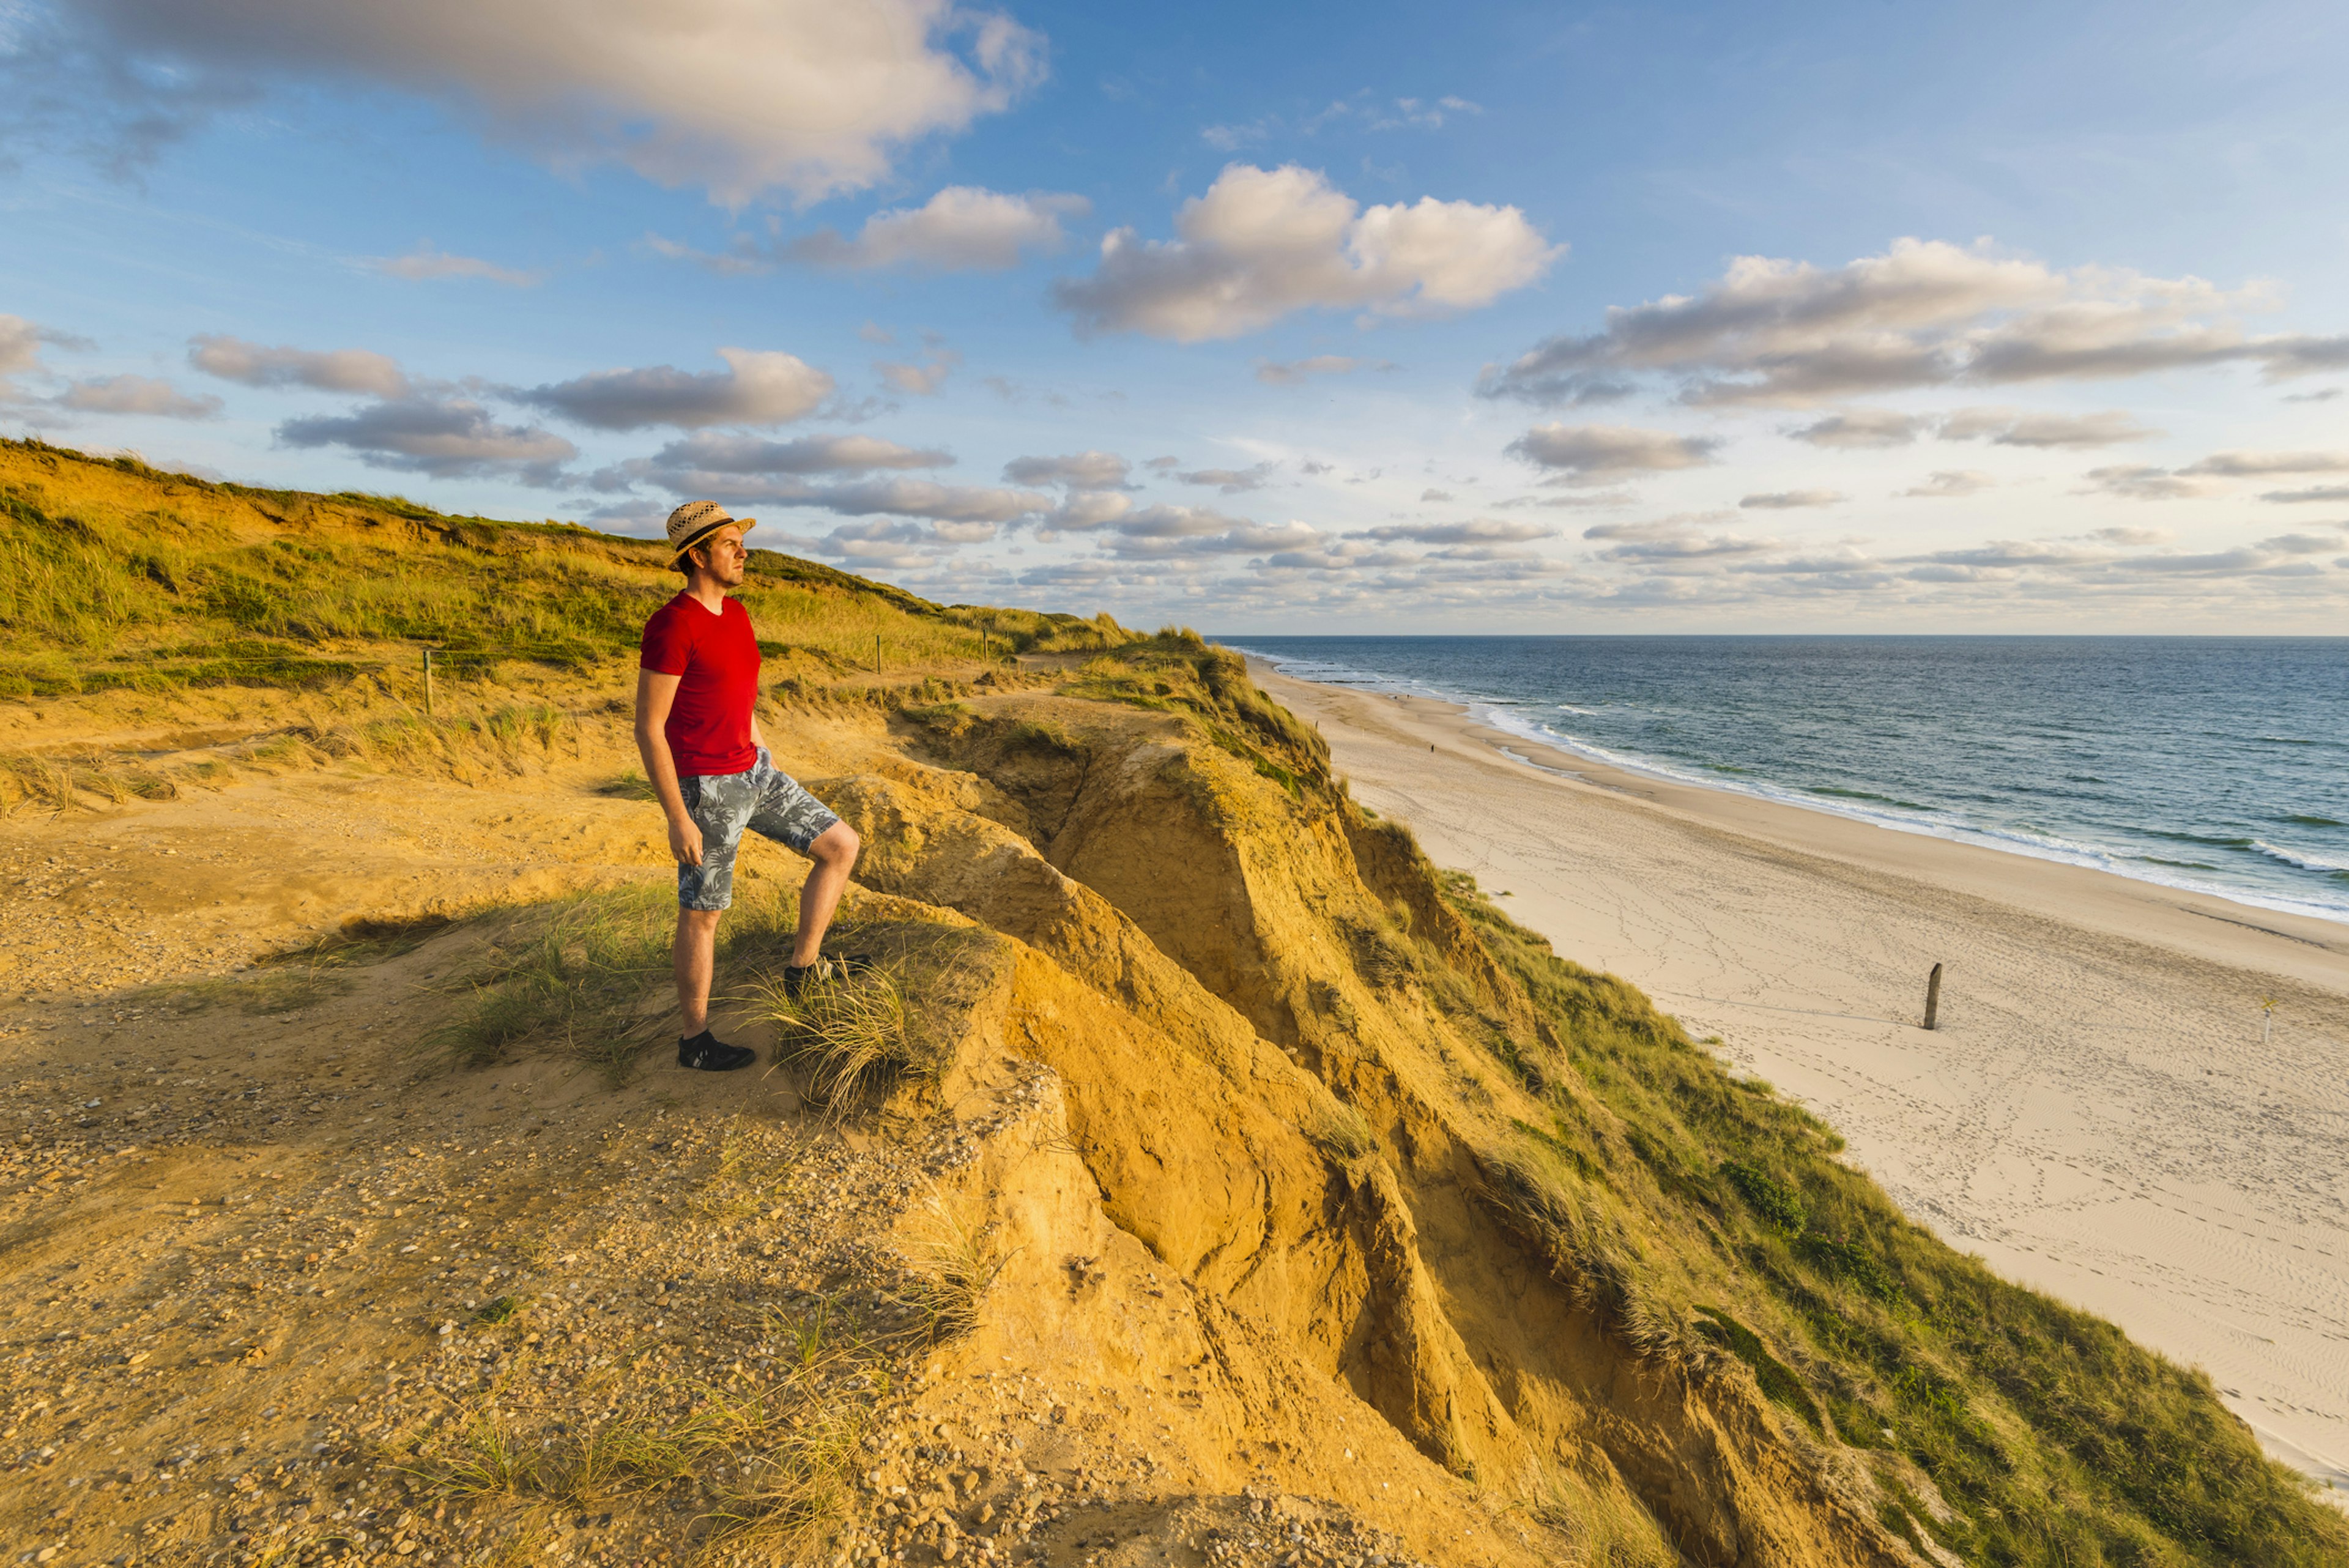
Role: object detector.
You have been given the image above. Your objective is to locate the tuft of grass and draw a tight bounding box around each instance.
[757,921,1006,1113]
[594,769,659,801]
[409,1411,541,1498]
[894,1191,1012,1341]
[762,965,915,1111]
[1524,1460,1677,1568]
[1720,1159,1808,1236]
[1305,1098,1377,1164]
[426,885,742,1080]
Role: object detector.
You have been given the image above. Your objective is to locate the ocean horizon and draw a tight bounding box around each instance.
[1222,634,2349,927]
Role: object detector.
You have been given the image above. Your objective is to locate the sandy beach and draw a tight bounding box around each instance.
[1253,660,2349,1493]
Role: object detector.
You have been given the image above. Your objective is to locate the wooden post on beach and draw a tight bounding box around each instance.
[422,648,435,718]
[1923,963,1943,1031]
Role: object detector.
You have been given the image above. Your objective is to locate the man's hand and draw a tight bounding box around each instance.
[667,814,705,868]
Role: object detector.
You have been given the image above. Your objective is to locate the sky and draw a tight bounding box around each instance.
[4,0,2348,633]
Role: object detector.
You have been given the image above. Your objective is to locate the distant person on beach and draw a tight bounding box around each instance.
[634,501,863,1072]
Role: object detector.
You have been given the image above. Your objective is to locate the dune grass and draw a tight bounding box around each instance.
[422,884,774,1083]
[0,437,1128,700]
[1063,628,1333,803]
[757,921,1008,1114]
[1434,863,2349,1568]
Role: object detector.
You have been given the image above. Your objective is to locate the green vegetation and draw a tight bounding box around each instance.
[426,884,777,1082]
[1063,628,1333,801]
[1438,866,2349,1567]
[402,1299,883,1560]
[759,921,1008,1113]
[893,1192,1012,1341]
[0,437,1127,699]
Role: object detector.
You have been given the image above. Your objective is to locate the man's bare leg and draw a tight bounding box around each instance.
[674,907,722,1035]
[789,822,861,968]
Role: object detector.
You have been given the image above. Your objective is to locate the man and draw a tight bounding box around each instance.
[636,500,863,1072]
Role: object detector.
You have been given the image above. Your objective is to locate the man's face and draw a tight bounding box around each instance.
[694,525,748,587]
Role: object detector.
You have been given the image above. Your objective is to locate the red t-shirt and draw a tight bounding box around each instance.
[639,593,760,776]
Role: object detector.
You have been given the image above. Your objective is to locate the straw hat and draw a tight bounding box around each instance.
[664,500,755,563]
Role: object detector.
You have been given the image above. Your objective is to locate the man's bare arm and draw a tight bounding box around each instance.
[634,668,703,868]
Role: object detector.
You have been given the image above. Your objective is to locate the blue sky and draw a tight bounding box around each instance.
[4,0,2348,631]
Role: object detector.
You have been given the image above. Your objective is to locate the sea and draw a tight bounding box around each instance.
[1218,636,2349,927]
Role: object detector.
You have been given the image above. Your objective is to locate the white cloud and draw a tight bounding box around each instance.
[2261,484,2349,505]
[773,477,1050,524]
[1201,118,1273,151]
[0,314,96,399]
[277,396,576,481]
[1506,423,1720,484]
[189,334,409,398]
[1362,518,1554,544]
[1584,515,1775,568]
[1108,512,1330,559]
[874,343,961,396]
[1937,407,2158,448]
[1043,490,1132,531]
[1003,451,1130,488]
[1115,504,1252,540]
[1787,409,1921,448]
[1051,163,1558,341]
[1898,469,1995,499]
[369,242,544,286]
[0,315,46,379]
[1739,489,1846,510]
[636,432,951,482]
[1370,95,1482,130]
[1175,463,1277,493]
[1478,237,2349,408]
[2074,465,2210,500]
[785,187,1086,270]
[522,347,833,430]
[2178,449,2349,477]
[1253,354,1390,385]
[62,0,1047,206]
[56,374,222,418]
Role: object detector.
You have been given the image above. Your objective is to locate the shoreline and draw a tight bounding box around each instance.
[1251,657,2349,1493]
[1228,646,2349,936]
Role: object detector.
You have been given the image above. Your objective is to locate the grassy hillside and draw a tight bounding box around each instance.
[0,437,1125,700]
[1447,882,2341,1566]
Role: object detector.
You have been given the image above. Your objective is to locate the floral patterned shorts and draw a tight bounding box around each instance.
[675,748,841,911]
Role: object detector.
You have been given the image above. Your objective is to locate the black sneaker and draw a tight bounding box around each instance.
[678,1030,755,1072]
[783,954,878,999]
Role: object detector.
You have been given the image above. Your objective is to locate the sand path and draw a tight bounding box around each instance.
[1255,664,2349,1495]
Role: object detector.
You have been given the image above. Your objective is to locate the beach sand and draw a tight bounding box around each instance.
[1253,660,2349,1494]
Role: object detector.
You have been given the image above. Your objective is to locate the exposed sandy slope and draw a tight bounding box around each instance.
[1253,663,2349,1496]
[0,695,1609,1568]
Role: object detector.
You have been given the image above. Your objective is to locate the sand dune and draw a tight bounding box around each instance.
[1256,663,2349,1496]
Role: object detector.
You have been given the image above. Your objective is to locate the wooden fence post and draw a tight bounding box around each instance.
[1923,963,1943,1031]
[423,648,435,718]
